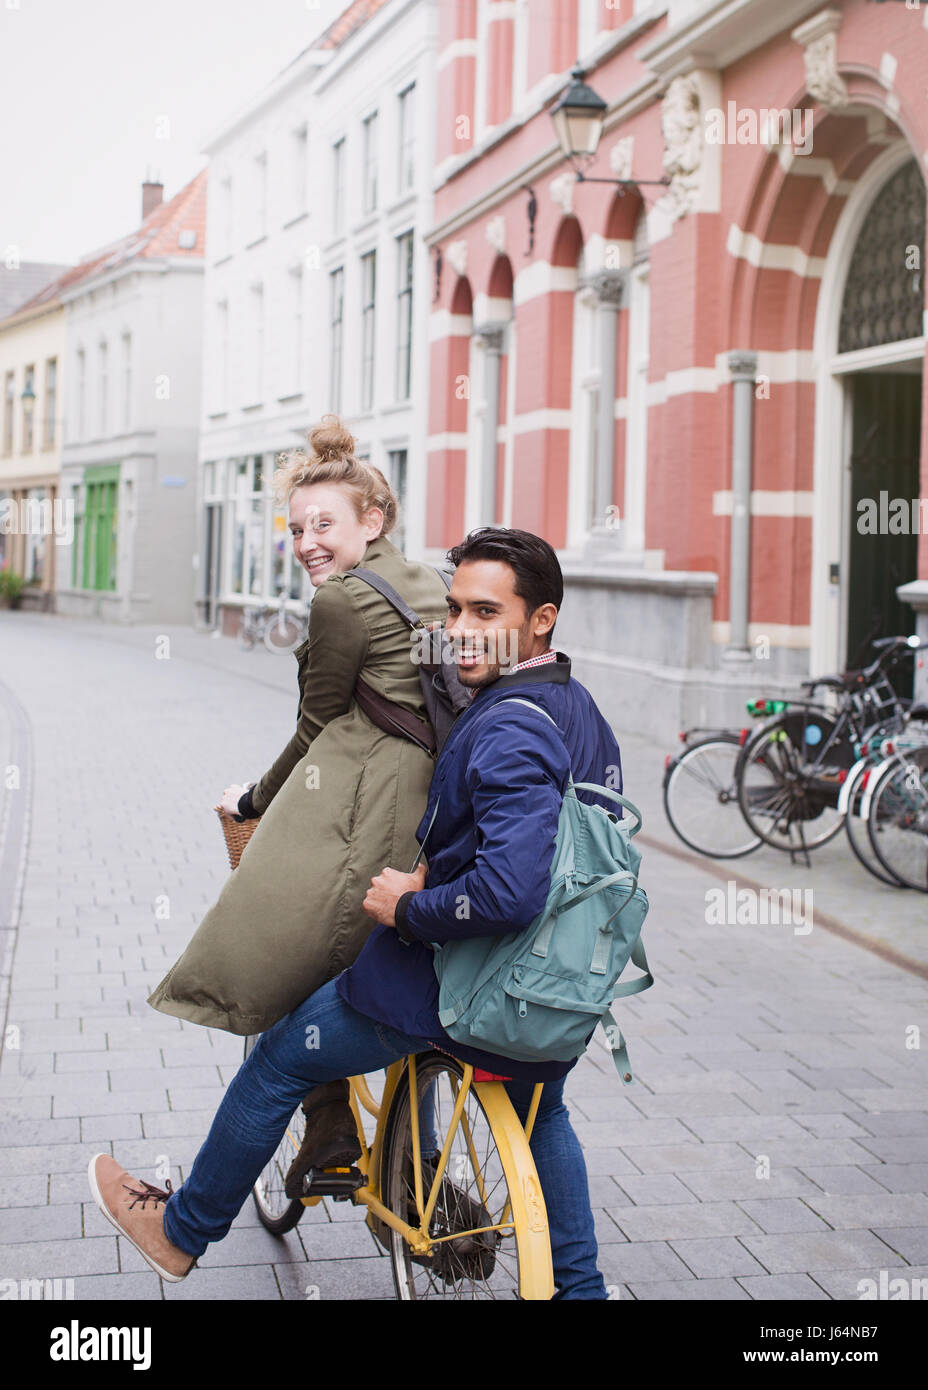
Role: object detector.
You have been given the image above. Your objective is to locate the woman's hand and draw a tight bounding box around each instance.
[362,863,427,926]
[216,783,251,817]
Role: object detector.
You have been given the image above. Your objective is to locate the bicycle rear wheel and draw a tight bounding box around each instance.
[662,735,761,858]
[737,711,848,852]
[381,1053,553,1300]
[243,1034,306,1234]
[867,747,928,892]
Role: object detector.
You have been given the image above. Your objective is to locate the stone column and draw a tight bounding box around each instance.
[473,323,504,525]
[590,270,627,536]
[725,351,758,661]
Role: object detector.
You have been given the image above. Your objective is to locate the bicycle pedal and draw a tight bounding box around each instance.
[302,1165,365,1200]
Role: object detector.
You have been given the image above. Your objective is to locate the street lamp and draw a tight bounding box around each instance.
[550,66,670,190]
[20,381,36,414]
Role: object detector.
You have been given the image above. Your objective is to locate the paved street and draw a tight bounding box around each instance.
[0,610,926,1301]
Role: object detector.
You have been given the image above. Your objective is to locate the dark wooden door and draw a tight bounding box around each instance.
[847,371,921,694]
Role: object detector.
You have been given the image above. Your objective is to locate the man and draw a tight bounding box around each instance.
[89,527,625,1300]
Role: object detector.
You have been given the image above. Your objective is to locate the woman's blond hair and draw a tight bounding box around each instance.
[272,414,398,535]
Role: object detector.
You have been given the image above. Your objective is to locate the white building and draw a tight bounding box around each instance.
[196,0,438,631]
[54,175,207,624]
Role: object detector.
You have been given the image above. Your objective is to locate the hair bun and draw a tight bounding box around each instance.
[309,414,355,463]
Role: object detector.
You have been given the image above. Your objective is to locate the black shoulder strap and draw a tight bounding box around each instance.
[351,565,453,627]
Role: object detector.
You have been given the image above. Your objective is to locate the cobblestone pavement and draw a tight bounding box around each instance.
[0,610,926,1302]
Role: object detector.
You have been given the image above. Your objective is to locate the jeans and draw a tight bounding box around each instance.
[162,979,606,1300]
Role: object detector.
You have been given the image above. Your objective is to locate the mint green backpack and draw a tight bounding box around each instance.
[421,698,653,1085]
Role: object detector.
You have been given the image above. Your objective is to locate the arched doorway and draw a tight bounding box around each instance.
[814,147,925,685]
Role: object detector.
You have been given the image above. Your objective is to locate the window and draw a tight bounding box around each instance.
[387,448,408,551]
[332,138,346,236]
[395,231,414,401]
[329,267,344,415]
[76,347,86,438]
[360,250,377,411]
[229,455,266,597]
[81,466,120,591]
[248,285,264,403]
[215,300,229,412]
[43,358,57,447]
[120,336,131,433]
[291,126,308,221]
[397,84,416,193]
[362,112,378,214]
[218,176,233,257]
[22,486,46,583]
[287,265,304,395]
[253,152,268,241]
[98,341,108,436]
[22,363,35,452]
[3,371,13,454]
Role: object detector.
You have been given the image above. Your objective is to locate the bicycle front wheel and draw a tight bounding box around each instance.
[867,747,928,892]
[263,612,303,653]
[381,1052,553,1301]
[662,735,761,858]
[841,758,906,888]
[243,1034,306,1234]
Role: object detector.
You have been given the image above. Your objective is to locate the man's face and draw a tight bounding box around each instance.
[444,559,556,688]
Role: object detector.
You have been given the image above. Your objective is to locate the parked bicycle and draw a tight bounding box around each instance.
[237,590,309,653]
[663,635,923,875]
[736,636,918,855]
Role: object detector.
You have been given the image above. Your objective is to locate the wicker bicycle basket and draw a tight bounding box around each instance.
[216,809,260,870]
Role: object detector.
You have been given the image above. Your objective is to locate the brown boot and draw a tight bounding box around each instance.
[88,1154,196,1282]
[284,1079,361,1198]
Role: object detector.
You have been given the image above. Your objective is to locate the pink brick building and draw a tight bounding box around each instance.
[423,0,928,736]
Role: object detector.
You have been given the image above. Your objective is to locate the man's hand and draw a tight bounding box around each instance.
[362,863,427,926]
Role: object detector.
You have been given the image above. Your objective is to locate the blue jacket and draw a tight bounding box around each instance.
[335,652,624,1080]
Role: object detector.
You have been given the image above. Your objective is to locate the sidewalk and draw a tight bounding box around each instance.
[0,610,925,1302]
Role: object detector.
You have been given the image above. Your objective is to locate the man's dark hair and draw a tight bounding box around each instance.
[446,527,563,644]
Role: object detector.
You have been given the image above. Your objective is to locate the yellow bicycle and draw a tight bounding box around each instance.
[243,1038,554,1300]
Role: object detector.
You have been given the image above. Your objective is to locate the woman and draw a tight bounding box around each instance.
[148,417,450,1165]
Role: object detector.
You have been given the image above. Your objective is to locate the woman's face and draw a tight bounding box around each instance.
[288,483,384,587]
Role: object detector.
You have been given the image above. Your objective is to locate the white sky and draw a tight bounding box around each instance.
[0,0,348,264]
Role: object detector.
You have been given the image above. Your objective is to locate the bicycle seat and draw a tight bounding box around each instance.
[909,703,928,723]
[801,675,848,692]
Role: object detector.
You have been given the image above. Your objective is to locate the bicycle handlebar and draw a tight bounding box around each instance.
[801,635,920,695]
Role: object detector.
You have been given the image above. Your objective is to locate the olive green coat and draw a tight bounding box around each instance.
[147,536,450,1034]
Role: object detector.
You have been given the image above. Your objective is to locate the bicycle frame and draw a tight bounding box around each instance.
[300,1057,553,1299]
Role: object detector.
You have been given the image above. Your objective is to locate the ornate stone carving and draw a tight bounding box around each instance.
[609,136,634,183]
[485,216,506,254]
[472,322,505,352]
[728,351,758,381]
[549,172,575,215]
[589,270,628,309]
[445,239,468,278]
[661,74,703,219]
[792,9,848,111]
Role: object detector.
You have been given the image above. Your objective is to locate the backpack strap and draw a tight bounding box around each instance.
[502,699,642,835]
[351,567,425,629]
[600,937,654,1085]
